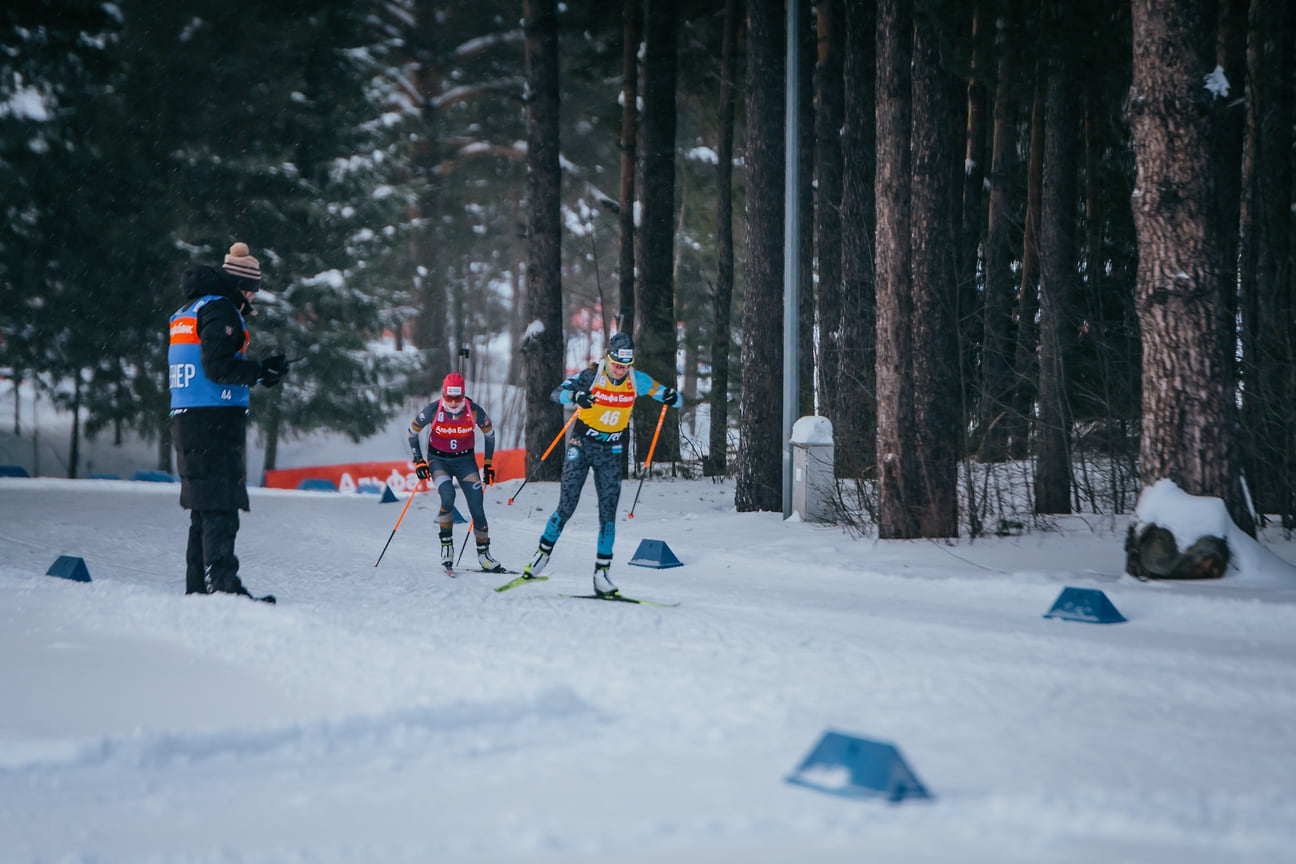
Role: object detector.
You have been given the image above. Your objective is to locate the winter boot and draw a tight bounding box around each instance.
[592,556,618,596]
[523,539,554,579]
[440,534,455,570]
[477,542,505,573]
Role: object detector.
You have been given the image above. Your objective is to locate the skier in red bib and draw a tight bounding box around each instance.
[407,372,504,572]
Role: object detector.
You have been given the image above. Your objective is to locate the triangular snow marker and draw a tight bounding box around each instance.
[47,555,92,583]
[453,505,467,524]
[786,731,932,802]
[380,485,400,503]
[628,538,683,569]
[1043,586,1127,624]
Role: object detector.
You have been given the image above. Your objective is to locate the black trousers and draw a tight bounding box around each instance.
[185,509,248,596]
[429,453,488,541]
[540,438,623,559]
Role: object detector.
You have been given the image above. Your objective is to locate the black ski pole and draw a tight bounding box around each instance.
[455,520,473,566]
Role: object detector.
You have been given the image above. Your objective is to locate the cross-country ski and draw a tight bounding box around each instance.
[560,592,679,608]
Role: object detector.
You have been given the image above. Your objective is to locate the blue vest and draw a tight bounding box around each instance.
[169,295,251,410]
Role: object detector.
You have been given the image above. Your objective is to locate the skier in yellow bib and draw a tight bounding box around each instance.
[521,333,683,596]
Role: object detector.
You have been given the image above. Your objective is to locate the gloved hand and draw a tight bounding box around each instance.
[572,390,595,409]
[414,458,431,481]
[483,460,495,485]
[259,354,288,387]
[660,386,682,407]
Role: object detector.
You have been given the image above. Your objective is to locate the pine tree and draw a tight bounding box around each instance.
[734,0,785,513]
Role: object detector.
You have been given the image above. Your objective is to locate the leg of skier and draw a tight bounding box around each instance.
[457,462,502,572]
[524,440,591,578]
[591,445,624,595]
[433,468,456,568]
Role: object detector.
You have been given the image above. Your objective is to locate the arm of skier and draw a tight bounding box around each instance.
[470,399,497,464]
[407,404,435,467]
[633,370,683,408]
[552,367,598,407]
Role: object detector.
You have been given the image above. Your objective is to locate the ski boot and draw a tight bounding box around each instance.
[592,556,618,597]
[477,542,506,573]
[522,540,553,580]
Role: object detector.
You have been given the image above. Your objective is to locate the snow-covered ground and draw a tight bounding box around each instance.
[2,468,1295,863]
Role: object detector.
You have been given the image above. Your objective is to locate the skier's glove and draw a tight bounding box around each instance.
[259,354,288,387]
[572,390,595,409]
[414,458,431,481]
[660,386,682,407]
[482,460,495,485]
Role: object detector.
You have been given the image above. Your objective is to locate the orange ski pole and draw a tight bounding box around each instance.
[374,478,426,567]
[627,402,668,519]
[509,412,578,505]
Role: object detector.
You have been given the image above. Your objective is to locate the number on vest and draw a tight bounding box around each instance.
[599,409,622,427]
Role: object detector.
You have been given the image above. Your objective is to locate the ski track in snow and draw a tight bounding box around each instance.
[1,477,1295,863]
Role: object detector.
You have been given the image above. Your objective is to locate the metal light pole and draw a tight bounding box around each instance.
[782,0,802,519]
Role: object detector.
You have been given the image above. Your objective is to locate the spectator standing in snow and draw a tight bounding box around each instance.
[168,242,287,602]
[519,332,683,596]
[406,371,504,573]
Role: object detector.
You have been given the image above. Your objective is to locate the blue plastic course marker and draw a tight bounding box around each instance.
[47,555,92,583]
[628,538,683,569]
[786,731,932,802]
[1043,586,1127,624]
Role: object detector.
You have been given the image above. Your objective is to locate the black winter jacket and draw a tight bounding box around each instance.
[171,266,263,512]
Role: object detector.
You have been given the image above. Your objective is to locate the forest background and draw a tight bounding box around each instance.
[1,0,1293,544]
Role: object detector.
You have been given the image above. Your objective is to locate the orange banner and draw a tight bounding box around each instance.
[263,448,527,492]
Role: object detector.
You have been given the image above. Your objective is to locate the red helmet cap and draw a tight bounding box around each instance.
[442,372,465,398]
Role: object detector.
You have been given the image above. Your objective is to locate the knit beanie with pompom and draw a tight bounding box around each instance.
[222,242,261,288]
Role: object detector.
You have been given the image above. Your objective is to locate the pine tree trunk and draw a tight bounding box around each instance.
[618,0,641,324]
[875,0,918,538]
[836,0,877,480]
[814,0,845,445]
[1240,0,1295,525]
[262,390,281,478]
[1034,0,1079,515]
[67,372,81,479]
[635,0,680,465]
[734,0,785,513]
[706,0,740,477]
[522,0,565,481]
[959,0,990,424]
[977,0,1022,462]
[911,9,961,538]
[1009,73,1044,461]
[158,423,172,475]
[1129,0,1253,534]
[411,0,448,392]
